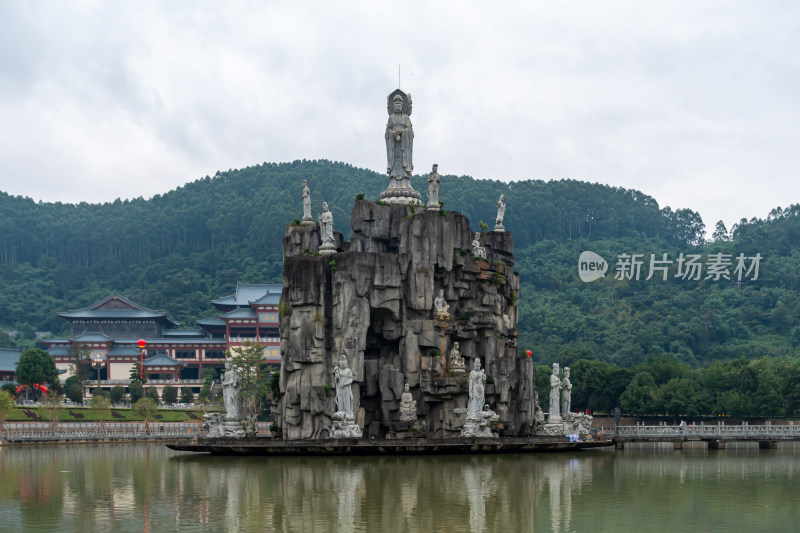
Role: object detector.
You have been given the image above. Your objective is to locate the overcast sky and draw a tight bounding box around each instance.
[1,1,798,235]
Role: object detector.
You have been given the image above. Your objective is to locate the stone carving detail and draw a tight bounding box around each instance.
[381,89,421,205]
[472,232,487,260]
[449,341,466,374]
[426,164,441,210]
[399,383,417,422]
[561,366,572,416]
[548,363,562,422]
[301,179,314,224]
[319,201,336,255]
[433,289,450,320]
[202,412,224,437]
[494,194,506,232]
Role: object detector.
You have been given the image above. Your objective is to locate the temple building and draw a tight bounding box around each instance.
[44,283,282,395]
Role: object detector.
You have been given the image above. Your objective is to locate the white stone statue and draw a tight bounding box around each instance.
[561,366,572,416]
[466,358,487,421]
[472,232,487,260]
[333,353,355,420]
[399,383,417,422]
[319,201,336,255]
[222,358,242,420]
[202,412,224,437]
[301,179,313,224]
[494,194,506,232]
[449,341,466,374]
[548,363,562,421]
[426,164,440,210]
[433,289,450,320]
[380,89,421,205]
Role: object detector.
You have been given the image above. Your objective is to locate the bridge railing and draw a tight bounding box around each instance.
[615,422,800,438]
[1,421,271,441]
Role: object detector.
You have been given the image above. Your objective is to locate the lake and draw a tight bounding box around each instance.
[1,442,798,532]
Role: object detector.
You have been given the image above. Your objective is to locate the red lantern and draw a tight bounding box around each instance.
[526,349,532,357]
[137,339,146,379]
[137,339,147,348]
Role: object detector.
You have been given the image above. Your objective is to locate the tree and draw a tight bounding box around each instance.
[68,343,92,392]
[43,391,63,432]
[712,220,729,242]
[130,362,147,384]
[161,385,178,405]
[109,385,127,405]
[64,376,84,404]
[15,348,59,401]
[91,394,112,431]
[145,387,160,404]
[133,397,158,433]
[620,372,657,415]
[230,341,270,432]
[0,389,14,433]
[180,387,195,404]
[129,382,145,403]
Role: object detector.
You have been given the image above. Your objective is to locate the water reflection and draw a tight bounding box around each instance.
[1,444,799,532]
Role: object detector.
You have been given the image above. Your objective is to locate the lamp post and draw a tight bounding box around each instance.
[90,352,106,394]
[137,339,147,380]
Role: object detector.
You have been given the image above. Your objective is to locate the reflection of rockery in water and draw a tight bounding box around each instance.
[540,455,594,533]
[463,461,496,533]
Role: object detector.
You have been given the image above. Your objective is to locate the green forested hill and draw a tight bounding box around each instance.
[1,160,798,376]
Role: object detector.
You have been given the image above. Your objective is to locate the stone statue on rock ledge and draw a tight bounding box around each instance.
[561,366,572,416]
[399,383,417,422]
[301,179,313,224]
[461,359,499,438]
[472,232,487,260]
[466,358,486,421]
[220,358,245,437]
[426,164,440,210]
[433,289,450,320]
[494,194,506,232]
[330,353,362,439]
[319,202,336,255]
[449,341,466,374]
[548,363,562,422]
[381,89,421,205]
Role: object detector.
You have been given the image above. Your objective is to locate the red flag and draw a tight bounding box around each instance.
[526,350,532,357]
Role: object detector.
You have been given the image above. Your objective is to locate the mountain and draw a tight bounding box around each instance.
[1,160,798,371]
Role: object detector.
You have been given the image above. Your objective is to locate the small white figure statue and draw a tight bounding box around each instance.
[319,201,336,255]
[333,353,355,420]
[433,289,450,320]
[301,179,313,224]
[426,164,441,210]
[221,358,242,420]
[494,194,506,231]
[549,363,562,421]
[449,341,466,374]
[472,232,486,260]
[561,366,572,416]
[466,358,487,421]
[399,383,417,422]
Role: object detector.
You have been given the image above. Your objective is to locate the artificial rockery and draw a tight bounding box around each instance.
[272,88,561,440]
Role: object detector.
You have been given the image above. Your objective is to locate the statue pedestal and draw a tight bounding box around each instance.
[319,242,336,255]
[221,418,246,438]
[329,411,362,439]
[426,203,439,211]
[494,223,505,232]
[380,186,421,206]
[539,422,568,436]
[301,216,314,225]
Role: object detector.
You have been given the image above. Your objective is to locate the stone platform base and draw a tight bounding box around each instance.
[166,436,613,456]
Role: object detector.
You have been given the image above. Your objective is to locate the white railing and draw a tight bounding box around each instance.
[228,337,280,344]
[615,422,800,438]
[1,421,271,440]
[95,379,207,386]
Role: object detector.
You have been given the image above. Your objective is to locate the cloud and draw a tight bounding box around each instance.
[0,1,798,234]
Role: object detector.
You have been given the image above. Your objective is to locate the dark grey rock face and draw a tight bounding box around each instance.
[276,200,537,440]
